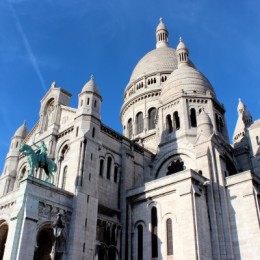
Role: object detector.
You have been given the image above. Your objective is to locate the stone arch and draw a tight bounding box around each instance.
[42,98,56,131]
[34,222,66,260]
[0,220,8,260]
[56,141,70,188]
[154,148,196,178]
[134,219,147,229]
[15,162,27,188]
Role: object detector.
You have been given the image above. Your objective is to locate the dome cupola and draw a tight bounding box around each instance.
[156,18,169,49]
[82,75,100,94]
[176,37,189,66]
[14,121,28,139]
[160,38,215,104]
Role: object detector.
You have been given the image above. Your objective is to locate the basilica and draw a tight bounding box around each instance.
[1,19,260,260]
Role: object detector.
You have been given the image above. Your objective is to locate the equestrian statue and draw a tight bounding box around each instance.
[19,141,57,184]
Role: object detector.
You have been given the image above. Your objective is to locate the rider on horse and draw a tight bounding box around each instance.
[33,141,47,167]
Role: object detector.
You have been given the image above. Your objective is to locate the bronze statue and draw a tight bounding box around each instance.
[19,142,57,184]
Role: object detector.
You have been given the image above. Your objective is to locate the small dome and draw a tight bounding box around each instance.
[156,18,167,31]
[160,63,215,103]
[14,122,28,138]
[176,37,187,51]
[82,75,99,94]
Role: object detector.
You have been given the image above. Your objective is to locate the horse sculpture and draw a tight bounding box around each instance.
[19,143,57,184]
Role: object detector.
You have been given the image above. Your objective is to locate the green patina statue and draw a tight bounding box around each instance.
[19,142,57,184]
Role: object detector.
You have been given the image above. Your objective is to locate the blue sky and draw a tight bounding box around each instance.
[1,0,260,171]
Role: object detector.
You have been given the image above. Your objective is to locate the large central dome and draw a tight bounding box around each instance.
[129,47,178,82]
[121,18,180,144]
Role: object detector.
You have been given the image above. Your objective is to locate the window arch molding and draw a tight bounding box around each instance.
[113,163,120,183]
[148,107,156,130]
[56,141,70,188]
[189,107,197,128]
[15,163,27,188]
[104,153,115,180]
[147,201,162,220]
[155,150,196,179]
[41,98,56,131]
[127,118,133,138]
[99,156,105,177]
[136,111,144,134]
[134,220,147,229]
[134,221,146,260]
[56,139,70,160]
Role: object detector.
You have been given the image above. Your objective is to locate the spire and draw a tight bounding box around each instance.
[176,37,189,66]
[197,109,213,137]
[156,18,169,48]
[233,98,252,144]
[238,98,253,127]
[51,81,57,88]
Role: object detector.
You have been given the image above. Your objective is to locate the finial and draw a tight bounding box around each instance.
[23,120,26,126]
[159,17,163,22]
[238,98,241,102]
[179,36,183,42]
[90,74,94,80]
[51,81,56,88]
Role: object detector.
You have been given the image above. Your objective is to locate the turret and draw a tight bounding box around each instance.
[77,75,102,120]
[176,37,189,66]
[0,122,28,195]
[197,109,213,137]
[233,98,252,144]
[8,121,28,155]
[156,18,169,48]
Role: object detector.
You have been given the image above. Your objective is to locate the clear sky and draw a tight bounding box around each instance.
[1,0,260,171]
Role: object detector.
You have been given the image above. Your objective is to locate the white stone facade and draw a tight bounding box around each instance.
[0,19,260,260]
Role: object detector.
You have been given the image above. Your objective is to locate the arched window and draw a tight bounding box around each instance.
[0,221,8,260]
[92,127,95,138]
[166,115,173,133]
[148,108,156,130]
[99,159,104,177]
[151,207,158,258]
[20,166,27,180]
[62,166,67,189]
[136,112,144,134]
[190,108,197,127]
[215,113,220,132]
[173,111,180,130]
[166,219,173,255]
[219,117,224,134]
[167,159,184,175]
[137,225,143,260]
[43,99,55,131]
[114,166,118,183]
[127,118,133,138]
[33,227,54,259]
[106,157,112,179]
